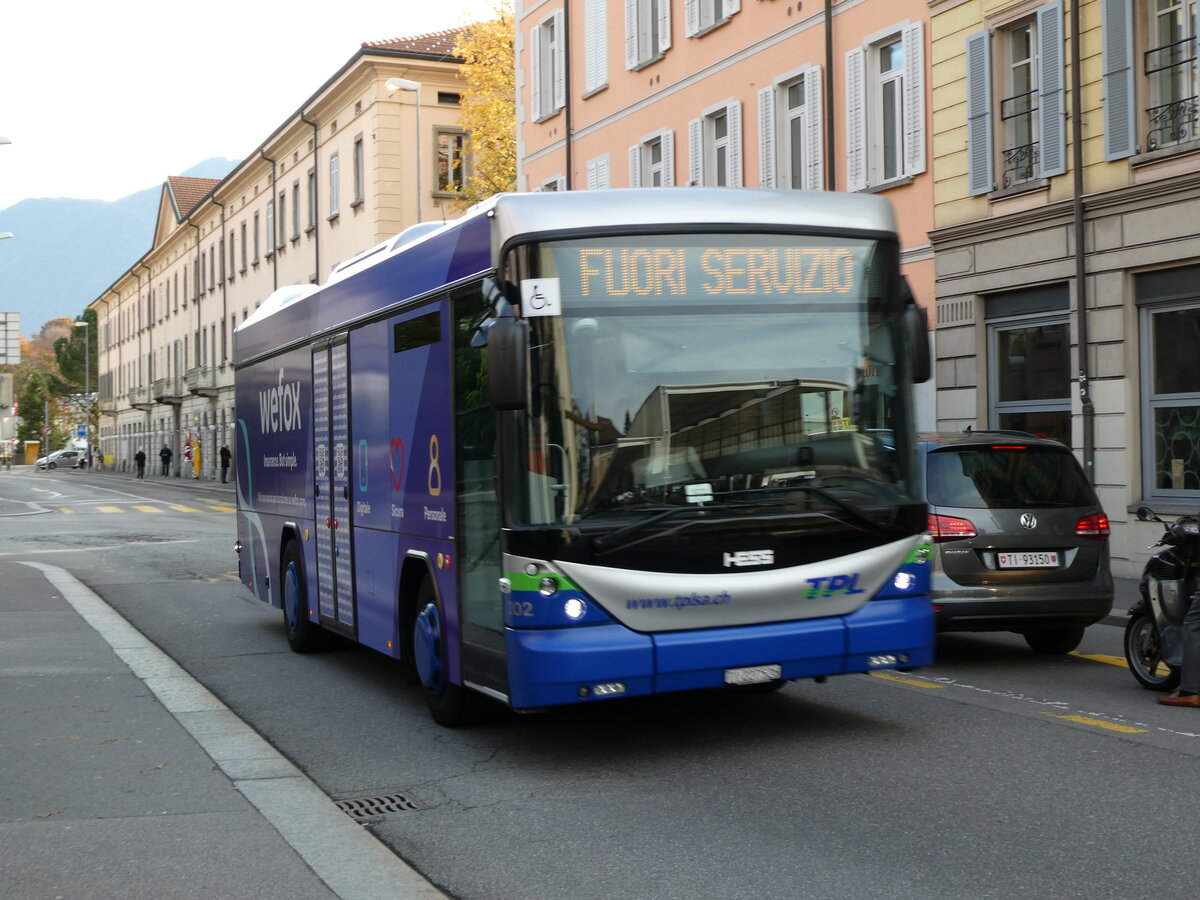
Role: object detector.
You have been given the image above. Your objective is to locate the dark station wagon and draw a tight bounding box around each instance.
[920,430,1113,654]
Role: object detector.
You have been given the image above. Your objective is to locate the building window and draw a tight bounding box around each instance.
[210,246,216,291]
[625,0,671,70]
[436,130,468,193]
[689,101,742,186]
[227,233,235,281]
[847,22,927,191]
[240,221,248,272]
[758,65,824,190]
[353,136,365,205]
[278,191,287,247]
[583,0,609,94]
[965,5,1065,195]
[253,212,261,262]
[685,0,739,38]
[292,181,301,239]
[989,318,1072,443]
[329,153,340,217]
[265,202,275,255]
[532,10,566,120]
[629,130,674,186]
[586,152,612,190]
[1145,0,1200,150]
[307,168,317,230]
[535,175,567,192]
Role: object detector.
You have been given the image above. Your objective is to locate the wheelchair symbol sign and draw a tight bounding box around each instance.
[520,278,561,318]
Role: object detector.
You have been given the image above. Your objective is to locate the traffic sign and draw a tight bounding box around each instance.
[77,425,86,438]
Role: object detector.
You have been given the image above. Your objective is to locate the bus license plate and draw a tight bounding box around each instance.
[724,664,782,685]
[997,551,1060,569]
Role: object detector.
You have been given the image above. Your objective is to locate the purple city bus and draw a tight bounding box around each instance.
[234,188,934,725]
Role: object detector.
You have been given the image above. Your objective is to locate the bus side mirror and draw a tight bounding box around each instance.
[905,302,931,385]
[487,317,528,410]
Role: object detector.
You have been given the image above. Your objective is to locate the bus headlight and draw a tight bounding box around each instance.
[564,597,587,620]
[539,576,559,597]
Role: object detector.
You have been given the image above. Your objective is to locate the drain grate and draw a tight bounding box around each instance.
[335,793,423,821]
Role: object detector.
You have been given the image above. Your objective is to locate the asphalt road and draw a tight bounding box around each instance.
[3,469,1198,900]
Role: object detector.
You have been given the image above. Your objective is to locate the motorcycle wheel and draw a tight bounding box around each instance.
[1124,612,1181,692]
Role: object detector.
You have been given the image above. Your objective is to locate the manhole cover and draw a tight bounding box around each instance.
[335,793,422,821]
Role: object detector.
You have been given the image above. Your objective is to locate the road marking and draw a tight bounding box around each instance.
[170,505,203,513]
[208,505,236,513]
[133,505,162,513]
[869,671,946,689]
[57,508,76,514]
[1042,712,1148,734]
[96,506,125,514]
[1071,652,1129,669]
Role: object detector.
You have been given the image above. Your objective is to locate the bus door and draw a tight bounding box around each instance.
[312,337,356,632]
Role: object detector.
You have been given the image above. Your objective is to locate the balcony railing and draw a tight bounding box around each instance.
[1144,37,1199,151]
[128,386,153,409]
[153,376,184,405]
[1000,89,1039,187]
[185,367,219,397]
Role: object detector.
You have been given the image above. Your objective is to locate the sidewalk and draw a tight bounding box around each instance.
[0,561,443,900]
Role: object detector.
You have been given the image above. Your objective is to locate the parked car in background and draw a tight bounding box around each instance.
[35,449,86,470]
[921,430,1113,654]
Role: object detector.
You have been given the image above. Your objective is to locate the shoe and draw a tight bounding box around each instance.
[1157,692,1200,707]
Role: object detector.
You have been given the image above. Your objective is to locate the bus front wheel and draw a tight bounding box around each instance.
[412,577,480,727]
[282,541,325,653]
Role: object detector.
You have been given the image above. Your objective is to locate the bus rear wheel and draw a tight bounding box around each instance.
[282,541,326,653]
[412,577,481,727]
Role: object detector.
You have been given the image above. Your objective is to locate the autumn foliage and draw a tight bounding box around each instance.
[453,2,517,207]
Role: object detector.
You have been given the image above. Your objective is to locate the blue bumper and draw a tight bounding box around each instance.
[504,596,934,710]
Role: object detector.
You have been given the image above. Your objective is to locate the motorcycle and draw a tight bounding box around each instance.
[1124,506,1200,691]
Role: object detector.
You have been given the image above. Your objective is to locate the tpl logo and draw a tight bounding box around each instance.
[723,550,774,568]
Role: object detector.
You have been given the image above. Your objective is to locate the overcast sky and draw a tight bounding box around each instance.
[0,0,499,212]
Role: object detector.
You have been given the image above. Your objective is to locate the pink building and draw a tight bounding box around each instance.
[515,0,935,422]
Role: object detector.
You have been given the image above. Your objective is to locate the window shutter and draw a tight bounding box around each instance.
[661,130,675,185]
[556,175,567,192]
[727,100,743,187]
[584,0,608,93]
[625,0,637,69]
[598,154,612,189]
[658,0,672,53]
[531,25,543,119]
[588,159,599,190]
[806,65,824,191]
[966,30,994,196]
[553,10,567,111]
[758,85,777,189]
[1101,0,1136,160]
[903,22,927,176]
[1036,3,1066,177]
[845,47,866,191]
[689,118,704,185]
[722,0,740,16]
[629,144,642,187]
[685,0,700,38]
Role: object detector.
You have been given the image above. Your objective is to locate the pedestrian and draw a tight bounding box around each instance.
[93,446,102,471]
[134,448,147,479]
[1158,590,1200,708]
[160,444,173,477]
[220,444,232,483]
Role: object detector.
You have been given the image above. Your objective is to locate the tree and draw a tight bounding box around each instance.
[452,3,516,208]
[2,320,77,450]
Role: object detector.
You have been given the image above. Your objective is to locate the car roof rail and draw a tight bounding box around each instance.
[962,426,1040,438]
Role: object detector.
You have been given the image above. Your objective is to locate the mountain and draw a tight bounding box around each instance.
[0,158,237,337]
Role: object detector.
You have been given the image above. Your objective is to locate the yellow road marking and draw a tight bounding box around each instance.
[207,505,236,513]
[170,505,203,513]
[869,671,946,689]
[57,508,75,514]
[133,505,162,513]
[1042,712,1147,734]
[1071,652,1129,669]
[96,506,124,514]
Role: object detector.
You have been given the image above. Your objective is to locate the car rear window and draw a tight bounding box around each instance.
[926,447,1095,509]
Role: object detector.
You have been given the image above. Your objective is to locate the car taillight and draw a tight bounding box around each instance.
[928,513,978,543]
[1075,512,1110,539]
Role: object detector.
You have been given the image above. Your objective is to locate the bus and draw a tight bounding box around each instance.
[234,188,934,725]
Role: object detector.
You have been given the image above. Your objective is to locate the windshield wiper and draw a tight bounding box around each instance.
[718,484,890,532]
[590,505,726,555]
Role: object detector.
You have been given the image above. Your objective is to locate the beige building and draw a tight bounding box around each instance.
[93,30,471,477]
[929,0,1200,576]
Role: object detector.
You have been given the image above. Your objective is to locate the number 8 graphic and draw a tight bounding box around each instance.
[428,433,442,496]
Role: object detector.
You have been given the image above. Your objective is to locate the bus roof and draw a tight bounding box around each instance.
[235,188,898,366]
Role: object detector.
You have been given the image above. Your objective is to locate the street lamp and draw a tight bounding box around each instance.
[385,77,423,223]
[73,321,90,468]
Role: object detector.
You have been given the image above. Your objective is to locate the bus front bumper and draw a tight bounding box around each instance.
[504,596,933,710]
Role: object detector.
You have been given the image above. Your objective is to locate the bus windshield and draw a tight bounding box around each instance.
[504,233,921,528]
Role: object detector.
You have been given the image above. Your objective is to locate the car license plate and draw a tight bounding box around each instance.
[997,551,1060,569]
[724,664,782,685]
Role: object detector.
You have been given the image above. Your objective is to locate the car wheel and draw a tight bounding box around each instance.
[1022,625,1085,655]
[412,576,484,727]
[48,462,57,470]
[1123,612,1181,692]
[281,541,326,653]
